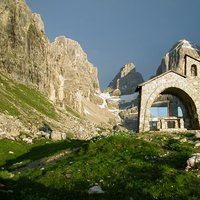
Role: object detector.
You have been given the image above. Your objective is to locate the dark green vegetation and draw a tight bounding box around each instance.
[0,73,56,120]
[0,132,200,200]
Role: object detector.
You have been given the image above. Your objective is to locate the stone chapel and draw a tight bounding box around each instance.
[137,54,200,132]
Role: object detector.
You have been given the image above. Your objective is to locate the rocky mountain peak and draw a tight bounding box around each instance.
[105,63,144,96]
[53,37,86,59]
[156,39,200,75]
[120,63,135,77]
[32,13,45,33]
[170,39,200,52]
[48,35,101,113]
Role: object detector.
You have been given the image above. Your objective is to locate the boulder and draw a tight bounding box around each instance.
[186,153,200,170]
[22,138,33,144]
[88,186,105,195]
[195,143,200,148]
[195,132,200,139]
[50,131,66,141]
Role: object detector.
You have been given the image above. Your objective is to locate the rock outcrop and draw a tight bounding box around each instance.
[0,0,48,88]
[47,36,100,114]
[0,0,101,115]
[105,63,143,96]
[0,0,116,139]
[156,39,200,75]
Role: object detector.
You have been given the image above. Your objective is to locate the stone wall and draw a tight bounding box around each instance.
[185,55,200,77]
[138,71,200,132]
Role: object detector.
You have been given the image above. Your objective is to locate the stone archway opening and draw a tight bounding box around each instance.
[149,87,199,131]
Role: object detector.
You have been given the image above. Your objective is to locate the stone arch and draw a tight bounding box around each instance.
[162,88,198,128]
[142,82,199,131]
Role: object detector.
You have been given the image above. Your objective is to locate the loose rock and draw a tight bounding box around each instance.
[186,153,200,170]
[195,143,200,148]
[88,186,105,195]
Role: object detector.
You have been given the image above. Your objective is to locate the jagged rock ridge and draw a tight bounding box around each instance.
[48,36,100,114]
[105,63,144,96]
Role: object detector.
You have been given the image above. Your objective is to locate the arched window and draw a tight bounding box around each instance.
[191,64,197,76]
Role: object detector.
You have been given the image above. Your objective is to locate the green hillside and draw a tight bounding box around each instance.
[0,132,200,200]
[0,73,57,121]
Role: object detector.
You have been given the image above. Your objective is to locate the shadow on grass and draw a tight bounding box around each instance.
[0,170,157,200]
[125,163,200,199]
[3,139,88,170]
[1,160,200,200]
[0,176,94,200]
[1,175,146,200]
[1,135,200,200]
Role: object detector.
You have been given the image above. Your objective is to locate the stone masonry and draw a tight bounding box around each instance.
[138,55,200,132]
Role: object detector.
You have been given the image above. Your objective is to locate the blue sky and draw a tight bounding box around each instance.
[26,0,200,90]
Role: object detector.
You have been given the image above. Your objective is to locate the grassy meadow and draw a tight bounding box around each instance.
[0,131,200,200]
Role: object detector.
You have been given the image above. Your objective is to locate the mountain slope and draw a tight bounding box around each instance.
[0,72,100,140]
[0,0,100,115]
[0,0,116,139]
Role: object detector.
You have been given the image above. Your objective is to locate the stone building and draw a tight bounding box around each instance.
[137,55,200,132]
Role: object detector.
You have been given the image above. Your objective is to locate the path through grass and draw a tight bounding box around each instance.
[0,132,200,200]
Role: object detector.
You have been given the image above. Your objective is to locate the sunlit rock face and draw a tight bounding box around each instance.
[0,0,48,90]
[0,0,100,114]
[47,36,100,114]
[156,39,200,75]
[105,63,144,96]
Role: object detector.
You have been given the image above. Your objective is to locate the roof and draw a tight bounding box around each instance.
[136,70,186,91]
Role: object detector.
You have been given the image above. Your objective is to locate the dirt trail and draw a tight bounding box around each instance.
[13,147,80,172]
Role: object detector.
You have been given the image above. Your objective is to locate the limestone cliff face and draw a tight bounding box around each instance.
[47,36,100,113]
[157,39,200,75]
[105,63,144,96]
[0,0,48,90]
[0,0,100,115]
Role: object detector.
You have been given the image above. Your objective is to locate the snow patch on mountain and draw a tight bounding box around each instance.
[97,92,139,111]
[170,39,200,52]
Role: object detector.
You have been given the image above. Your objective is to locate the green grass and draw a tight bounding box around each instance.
[0,139,84,169]
[0,132,200,200]
[0,73,57,121]
[12,83,56,119]
[0,140,30,166]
